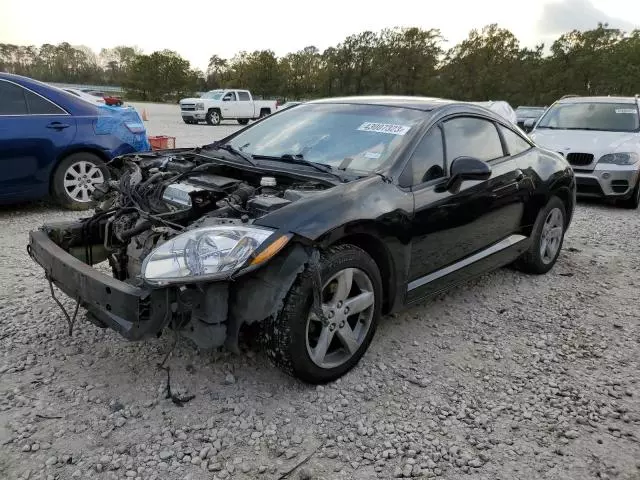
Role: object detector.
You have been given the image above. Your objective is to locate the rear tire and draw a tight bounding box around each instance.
[261,245,382,384]
[52,152,109,211]
[515,196,566,274]
[237,119,249,125]
[620,179,640,209]
[259,109,270,118]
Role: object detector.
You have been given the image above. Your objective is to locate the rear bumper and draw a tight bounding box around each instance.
[28,230,171,340]
[574,165,639,199]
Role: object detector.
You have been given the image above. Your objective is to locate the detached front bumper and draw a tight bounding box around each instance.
[28,226,314,349]
[574,164,640,199]
[28,230,172,341]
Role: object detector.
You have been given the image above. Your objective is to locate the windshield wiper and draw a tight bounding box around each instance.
[251,153,348,182]
[202,141,256,166]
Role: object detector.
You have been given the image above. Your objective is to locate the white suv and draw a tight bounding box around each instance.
[530,96,640,209]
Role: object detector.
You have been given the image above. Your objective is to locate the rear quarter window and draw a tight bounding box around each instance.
[25,90,66,115]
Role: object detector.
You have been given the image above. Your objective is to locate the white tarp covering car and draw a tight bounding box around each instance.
[471,101,518,125]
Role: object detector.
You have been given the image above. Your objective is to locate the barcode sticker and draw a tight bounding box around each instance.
[615,109,636,114]
[357,122,411,135]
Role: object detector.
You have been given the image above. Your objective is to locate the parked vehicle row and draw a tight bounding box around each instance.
[29,96,576,383]
[530,95,640,209]
[179,89,277,125]
[0,73,149,209]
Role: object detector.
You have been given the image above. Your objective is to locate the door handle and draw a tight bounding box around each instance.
[46,122,70,130]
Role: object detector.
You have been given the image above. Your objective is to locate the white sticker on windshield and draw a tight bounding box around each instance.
[357,122,411,135]
[364,151,382,159]
[615,108,637,114]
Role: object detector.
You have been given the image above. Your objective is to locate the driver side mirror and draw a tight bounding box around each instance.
[522,118,535,132]
[438,156,491,193]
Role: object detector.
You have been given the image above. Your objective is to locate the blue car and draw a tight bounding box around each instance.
[0,73,150,209]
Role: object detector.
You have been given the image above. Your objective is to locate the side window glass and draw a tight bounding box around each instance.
[224,92,237,101]
[238,91,250,101]
[24,90,66,115]
[408,127,445,185]
[0,81,28,115]
[498,124,532,156]
[443,117,504,162]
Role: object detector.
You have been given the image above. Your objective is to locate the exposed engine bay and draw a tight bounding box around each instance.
[52,151,329,282]
[42,151,331,350]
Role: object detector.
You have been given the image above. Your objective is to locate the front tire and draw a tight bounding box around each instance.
[515,196,567,274]
[206,109,221,126]
[52,152,109,211]
[261,245,382,384]
[620,179,640,209]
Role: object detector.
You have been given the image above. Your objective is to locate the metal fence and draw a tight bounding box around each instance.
[48,82,124,94]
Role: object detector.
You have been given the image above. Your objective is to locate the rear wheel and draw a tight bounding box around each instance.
[261,245,382,384]
[259,109,270,118]
[237,119,249,125]
[52,152,109,210]
[206,109,221,126]
[515,196,566,274]
[620,179,640,209]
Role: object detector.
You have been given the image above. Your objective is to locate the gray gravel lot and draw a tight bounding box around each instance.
[0,104,639,480]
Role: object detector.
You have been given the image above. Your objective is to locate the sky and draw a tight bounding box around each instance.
[0,0,638,71]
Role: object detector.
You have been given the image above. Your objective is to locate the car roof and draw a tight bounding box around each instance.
[307,95,457,111]
[557,96,638,104]
[0,72,99,115]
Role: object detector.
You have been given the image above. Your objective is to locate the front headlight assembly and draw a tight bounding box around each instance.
[597,152,639,165]
[195,102,205,110]
[142,226,290,285]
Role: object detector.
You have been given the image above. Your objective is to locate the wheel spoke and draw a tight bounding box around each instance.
[344,291,374,315]
[64,178,80,187]
[87,166,100,178]
[69,186,81,199]
[333,268,353,303]
[67,167,81,179]
[548,226,563,240]
[336,325,359,355]
[540,238,548,257]
[311,326,334,365]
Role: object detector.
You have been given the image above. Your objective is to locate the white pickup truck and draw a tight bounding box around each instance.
[179,89,277,126]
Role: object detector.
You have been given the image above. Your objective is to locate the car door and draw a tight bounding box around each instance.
[405,115,530,303]
[0,79,77,201]
[236,90,254,118]
[221,91,239,118]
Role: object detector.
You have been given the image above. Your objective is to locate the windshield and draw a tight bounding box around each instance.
[201,91,224,100]
[537,102,640,132]
[223,103,426,172]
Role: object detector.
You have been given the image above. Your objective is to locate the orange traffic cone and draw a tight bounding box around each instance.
[142,108,148,121]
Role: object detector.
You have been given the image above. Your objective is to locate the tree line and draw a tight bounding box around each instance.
[1,23,639,105]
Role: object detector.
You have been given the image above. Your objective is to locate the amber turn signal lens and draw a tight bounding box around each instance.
[249,235,290,266]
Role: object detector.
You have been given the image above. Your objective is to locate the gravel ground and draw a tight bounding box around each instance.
[0,105,639,479]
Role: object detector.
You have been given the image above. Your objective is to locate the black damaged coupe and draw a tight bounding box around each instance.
[29,97,576,383]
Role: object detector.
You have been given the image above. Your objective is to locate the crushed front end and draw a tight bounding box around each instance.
[28,150,329,350]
